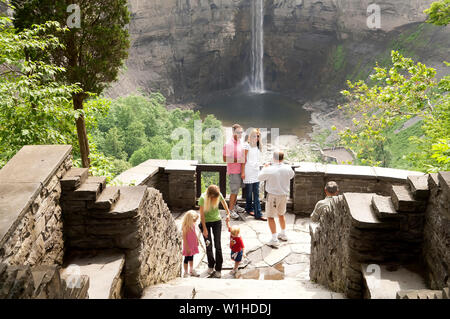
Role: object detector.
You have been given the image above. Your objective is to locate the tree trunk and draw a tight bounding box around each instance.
[73,94,90,168]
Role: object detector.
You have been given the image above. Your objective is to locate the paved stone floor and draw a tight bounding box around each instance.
[142,210,346,299]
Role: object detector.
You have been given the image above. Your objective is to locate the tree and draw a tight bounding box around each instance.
[92,93,224,167]
[0,4,81,167]
[129,137,173,167]
[101,127,127,160]
[424,0,450,26]
[12,0,130,168]
[333,51,449,172]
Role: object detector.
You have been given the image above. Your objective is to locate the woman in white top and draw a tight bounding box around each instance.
[241,129,266,221]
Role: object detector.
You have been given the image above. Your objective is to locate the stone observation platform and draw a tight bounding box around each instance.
[0,145,449,299]
[142,211,345,299]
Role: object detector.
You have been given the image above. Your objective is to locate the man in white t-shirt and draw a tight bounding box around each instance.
[257,151,295,247]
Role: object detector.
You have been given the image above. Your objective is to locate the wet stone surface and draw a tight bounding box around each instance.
[173,210,312,280]
[143,210,345,299]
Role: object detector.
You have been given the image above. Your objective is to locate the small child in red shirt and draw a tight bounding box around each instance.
[225,216,245,277]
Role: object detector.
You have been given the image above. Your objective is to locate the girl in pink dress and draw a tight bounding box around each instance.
[182,210,200,277]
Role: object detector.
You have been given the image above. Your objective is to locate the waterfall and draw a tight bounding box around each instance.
[250,0,265,94]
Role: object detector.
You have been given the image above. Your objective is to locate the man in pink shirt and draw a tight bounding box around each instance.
[223,124,246,219]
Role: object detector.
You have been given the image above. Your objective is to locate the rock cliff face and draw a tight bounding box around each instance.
[108,0,445,102]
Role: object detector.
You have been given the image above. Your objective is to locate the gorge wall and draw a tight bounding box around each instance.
[108,0,447,102]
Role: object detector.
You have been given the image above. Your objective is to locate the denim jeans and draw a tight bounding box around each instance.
[245,182,262,218]
[199,220,223,272]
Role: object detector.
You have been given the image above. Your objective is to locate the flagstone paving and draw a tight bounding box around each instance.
[142,210,346,299]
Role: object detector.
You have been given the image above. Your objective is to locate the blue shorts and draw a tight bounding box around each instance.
[231,250,243,262]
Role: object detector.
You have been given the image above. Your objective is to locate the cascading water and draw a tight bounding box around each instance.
[250,0,265,94]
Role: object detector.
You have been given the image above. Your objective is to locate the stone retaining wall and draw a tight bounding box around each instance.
[0,263,89,299]
[309,195,352,295]
[132,188,182,293]
[0,146,183,299]
[310,184,429,298]
[62,185,182,298]
[294,163,423,214]
[114,159,197,211]
[423,172,450,290]
[116,160,424,214]
[0,145,72,267]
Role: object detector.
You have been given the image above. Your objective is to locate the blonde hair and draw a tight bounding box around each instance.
[182,210,199,236]
[247,128,262,151]
[230,226,240,237]
[204,185,220,213]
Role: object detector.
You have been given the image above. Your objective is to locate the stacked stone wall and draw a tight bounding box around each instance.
[310,185,429,298]
[423,172,450,290]
[115,159,197,211]
[293,163,421,214]
[309,195,352,295]
[0,146,72,267]
[62,185,182,298]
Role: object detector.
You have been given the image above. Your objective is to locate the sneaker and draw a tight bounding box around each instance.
[230,210,240,220]
[190,269,200,277]
[234,205,245,213]
[267,239,280,247]
[278,233,288,241]
[210,271,222,278]
[183,273,190,278]
[207,268,215,275]
[230,269,239,278]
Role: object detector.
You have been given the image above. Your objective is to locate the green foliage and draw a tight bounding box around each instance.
[72,138,131,183]
[424,0,450,26]
[385,120,424,170]
[12,0,131,167]
[12,0,130,96]
[0,14,80,166]
[0,7,118,178]
[330,44,346,71]
[200,172,220,194]
[129,136,172,167]
[335,51,449,172]
[311,128,333,148]
[93,93,223,169]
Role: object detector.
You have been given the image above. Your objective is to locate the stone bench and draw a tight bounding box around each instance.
[60,250,125,299]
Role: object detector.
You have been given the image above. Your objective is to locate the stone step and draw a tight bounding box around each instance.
[31,265,64,299]
[361,264,427,299]
[63,176,107,201]
[61,168,89,191]
[438,171,450,195]
[397,289,443,299]
[60,250,125,299]
[61,274,90,299]
[141,277,345,299]
[87,186,121,211]
[344,193,398,229]
[0,264,35,298]
[428,173,440,188]
[390,185,427,212]
[90,186,148,219]
[407,175,430,200]
[371,195,399,220]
